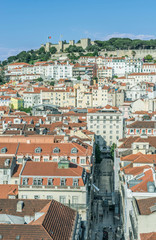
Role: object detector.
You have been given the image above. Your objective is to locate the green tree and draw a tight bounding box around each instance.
[144,54,153,62]
[95,144,102,163]
[110,143,116,161]
[131,50,136,58]
[36,77,43,82]
[77,76,81,80]
[18,107,32,113]
[38,47,45,54]
[50,81,55,86]
[49,47,57,54]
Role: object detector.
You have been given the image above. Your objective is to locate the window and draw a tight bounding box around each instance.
[136,129,140,134]
[22,195,27,199]
[73,178,78,187]
[148,129,152,134]
[60,178,66,186]
[17,158,23,163]
[22,178,28,185]
[53,158,58,162]
[34,195,40,199]
[71,158,77,164]
[53,147,60,153]
[60,196,66,204]
[35,147,42,153]
[72,196,78,204]
[71,148,78,154]
[44,158,49,162]
[34,157,40,162]
[47,195,53,200]
[48,178,53,186]
[3,170,7,175]
[80,158,86,164]
[130,129,134,133]
[142,129,146,134]
[33,178,42,186]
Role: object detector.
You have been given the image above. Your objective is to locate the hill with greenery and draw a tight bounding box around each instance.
[1,46,57,66]
[1,38,156,66]
[94,38,156,51]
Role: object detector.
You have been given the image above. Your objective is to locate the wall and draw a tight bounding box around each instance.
[100,49,156,59]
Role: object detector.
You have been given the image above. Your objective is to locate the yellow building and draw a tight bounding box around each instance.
[11,97,24,109]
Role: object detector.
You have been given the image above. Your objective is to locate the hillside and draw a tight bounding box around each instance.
[1,38,156,66]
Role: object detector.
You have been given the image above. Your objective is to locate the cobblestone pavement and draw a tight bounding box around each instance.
[89,158,122,240]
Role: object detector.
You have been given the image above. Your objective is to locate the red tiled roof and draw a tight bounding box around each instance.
[0,184,18,198]
[22,161,84,178]
[130,169,153,192]
[140,232,156,240]
[136,197,156,215]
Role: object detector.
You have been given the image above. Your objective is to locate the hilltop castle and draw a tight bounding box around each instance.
[41,38,95,52]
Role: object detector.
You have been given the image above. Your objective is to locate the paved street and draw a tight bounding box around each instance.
[89,158,122,240]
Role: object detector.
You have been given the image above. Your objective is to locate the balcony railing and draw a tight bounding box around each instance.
[64,203,87,210]
[129,214,138,240]
[19,185,82,190]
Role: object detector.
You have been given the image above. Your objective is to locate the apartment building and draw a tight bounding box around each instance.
[126,121,156,137]
[73,63,97,79]
[142,63,156,73]
[18,159,88,221]
[23,90,41,108]
[117,152,156,240]
[97,66,113,79]
[87,105,123,149]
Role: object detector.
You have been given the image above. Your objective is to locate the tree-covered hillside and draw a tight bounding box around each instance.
[94,38,156,51]
[1,38,156,66]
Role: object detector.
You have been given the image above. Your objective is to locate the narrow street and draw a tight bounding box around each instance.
[89,158,122,240]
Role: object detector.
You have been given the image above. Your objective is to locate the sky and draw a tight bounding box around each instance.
[0,0,156,61]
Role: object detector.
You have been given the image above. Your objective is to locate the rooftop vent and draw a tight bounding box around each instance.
[16,201,24,213]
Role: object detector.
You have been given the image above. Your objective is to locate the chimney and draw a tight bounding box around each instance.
[16,201,24,212]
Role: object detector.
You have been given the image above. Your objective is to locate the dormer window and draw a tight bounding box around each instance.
[53,147,60,153]
[4,159,10,167]
[71,148,78,154]
[35,147,42,153]
[1,147,7,153]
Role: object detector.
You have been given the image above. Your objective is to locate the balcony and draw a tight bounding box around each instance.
[65,203,87,211]
[19,185,82,190]
[129,213,138,240]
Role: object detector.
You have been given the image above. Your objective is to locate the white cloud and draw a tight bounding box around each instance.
[83,31,156,41]
[103,33,156,40]
[0,47,29,61]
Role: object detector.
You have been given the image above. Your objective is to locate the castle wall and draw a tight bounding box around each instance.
[100,49,156,59]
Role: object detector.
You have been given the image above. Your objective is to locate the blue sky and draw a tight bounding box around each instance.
[0,0,156,60]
